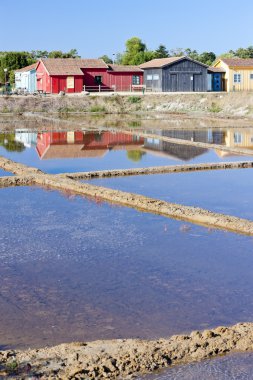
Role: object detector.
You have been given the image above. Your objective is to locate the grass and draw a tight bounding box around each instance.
[89,105,106,113]
[208,102,222,113]
[128,96,142,104]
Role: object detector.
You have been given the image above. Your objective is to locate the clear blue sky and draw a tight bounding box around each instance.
[1,0,252,57]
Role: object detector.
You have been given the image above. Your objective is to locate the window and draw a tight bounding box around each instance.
[234,73,241,83]
[153,74,159,80]
[147,74,153,80]
[250,74,253,80]
[94,76,102,85]
[132,75,140,85]
[234,132,242,144]
[67,76,74,89]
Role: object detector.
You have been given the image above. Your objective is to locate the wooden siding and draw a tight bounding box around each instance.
[162,60,208,92]
[143,58,208,92]
[144,69,163,92]
[214,60,253,92]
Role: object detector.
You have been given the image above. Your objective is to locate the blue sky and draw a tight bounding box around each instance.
[1,0,252,58]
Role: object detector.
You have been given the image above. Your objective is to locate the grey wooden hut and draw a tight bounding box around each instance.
[140,56,208,92]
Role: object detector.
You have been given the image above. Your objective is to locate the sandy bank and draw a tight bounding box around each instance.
[0,92,253,119]
[1,323,253,379]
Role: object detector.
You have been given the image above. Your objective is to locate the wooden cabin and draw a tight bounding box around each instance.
[140,56,208,92]
[15,63,38,93]
[212,58,253,92]
[36,59,143,94]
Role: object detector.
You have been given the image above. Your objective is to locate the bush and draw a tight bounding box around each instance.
[89,105,106,113]
[128,96,142,104]
[208,102,222,113]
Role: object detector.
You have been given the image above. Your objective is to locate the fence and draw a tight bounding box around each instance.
[83,85,146,93]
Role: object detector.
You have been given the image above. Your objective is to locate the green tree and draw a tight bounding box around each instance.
[99,55,113,64]
[154,44,169,58]
[0,51,35,84]
[198,51,216,66]
[121,37,147,65]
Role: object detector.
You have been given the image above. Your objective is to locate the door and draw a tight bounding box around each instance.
[193,74,202,92]
[170,74,177,92]
[213,73,222,91]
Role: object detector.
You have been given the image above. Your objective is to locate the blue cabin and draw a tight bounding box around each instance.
[207,67,225,91]
[15,63,38,93]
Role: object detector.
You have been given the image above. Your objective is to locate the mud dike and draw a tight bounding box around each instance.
[1,323,253,378]
[1,156,253,235]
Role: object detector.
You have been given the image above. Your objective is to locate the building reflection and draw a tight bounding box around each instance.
[36,131,144,159]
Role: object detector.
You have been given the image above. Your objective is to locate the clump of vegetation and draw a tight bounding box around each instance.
[89,105,106,113]
[5,360,19,375]
[57,106,77,113]
[208,102,222,113]
[1,105,10,113]
[128,96,142,104]
[128,120,142,128]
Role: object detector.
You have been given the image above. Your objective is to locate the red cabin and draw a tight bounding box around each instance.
[36,58,143,94]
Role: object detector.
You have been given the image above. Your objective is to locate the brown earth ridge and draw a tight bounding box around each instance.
[1,323,253,379]
[1,92,253,119]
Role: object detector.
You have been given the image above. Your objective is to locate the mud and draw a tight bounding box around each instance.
[1,323,253,379]
[1,156,253,235]
[61,160,253,180]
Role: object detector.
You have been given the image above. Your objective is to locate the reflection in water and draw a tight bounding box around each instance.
[1,187,253,350]
[1,128,253,163]
[139,352,253,380]
[36,131,144,159]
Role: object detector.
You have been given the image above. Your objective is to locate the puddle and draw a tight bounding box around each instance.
[86,168,253,220]
[0,129,253,174]
[0,168,12,176]
[139,352,253,379]
[1,187,253,349]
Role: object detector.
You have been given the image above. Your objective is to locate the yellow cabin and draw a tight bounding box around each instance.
[213,58,253,92]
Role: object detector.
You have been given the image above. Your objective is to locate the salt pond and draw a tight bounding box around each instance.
[85,168,253,220]
[139,352,253,380]
[0,129,253,174]
[1,187,253,350]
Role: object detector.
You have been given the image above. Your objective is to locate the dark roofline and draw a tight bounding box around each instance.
[140,56,209,69]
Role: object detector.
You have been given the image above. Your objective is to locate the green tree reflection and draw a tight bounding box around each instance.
[0,134,25,152]
[127,150,146,162]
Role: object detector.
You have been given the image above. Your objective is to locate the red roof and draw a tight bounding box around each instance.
[15,62,38,73]
[40,58,108,75]
[108,64,143,73]
[219,58,253,67]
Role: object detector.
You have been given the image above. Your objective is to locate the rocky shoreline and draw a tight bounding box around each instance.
[1,323,253,379]
[0,92,253,119]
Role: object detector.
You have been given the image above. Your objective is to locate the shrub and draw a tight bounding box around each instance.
[128,96,142,104]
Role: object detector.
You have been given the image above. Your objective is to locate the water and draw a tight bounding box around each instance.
[0,168,12,176]
[1,187,253,350]
[139,352,253,379]
[0,129,253,174]
[85,168,253,220]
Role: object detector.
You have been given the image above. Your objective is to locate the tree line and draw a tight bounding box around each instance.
[1,38,253,85]
[99,37,253,67]
[0,49,79,84]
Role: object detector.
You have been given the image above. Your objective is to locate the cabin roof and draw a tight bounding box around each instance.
[15,62,38,73]
[139,56,208,69]
[108,64,143,72]
[40,58,108,75]
[218,58,253,67]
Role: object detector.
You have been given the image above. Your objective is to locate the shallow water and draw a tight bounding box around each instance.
[86,168,253,220]
[1,187,253,350]
[0,129,253,174]
[0,168,12,176]
[139,352,253,379]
